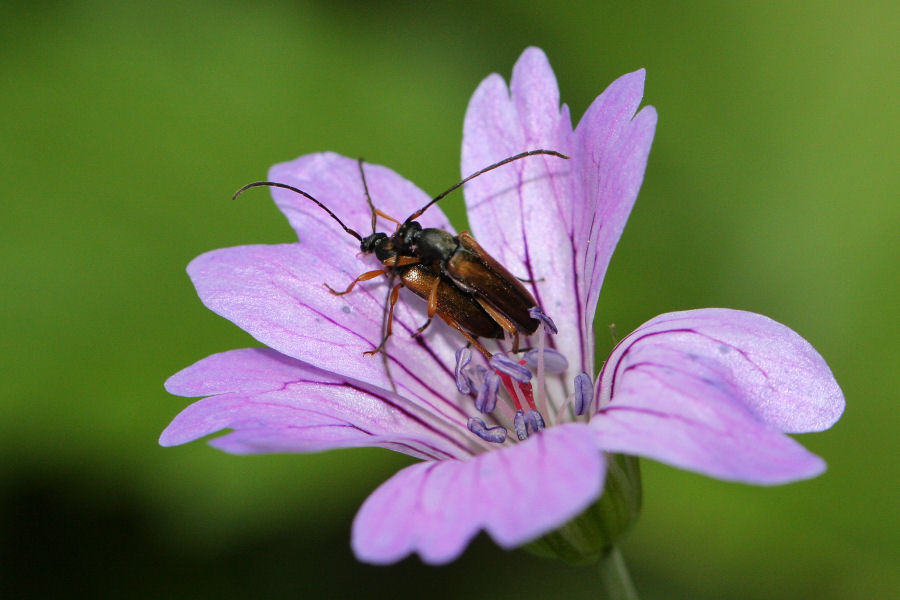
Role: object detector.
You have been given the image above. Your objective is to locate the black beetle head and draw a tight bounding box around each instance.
[361,232,388,254]
[361,232,398,262]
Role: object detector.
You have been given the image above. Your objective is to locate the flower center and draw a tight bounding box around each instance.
[460,348,571,446]
[456,311,594,447]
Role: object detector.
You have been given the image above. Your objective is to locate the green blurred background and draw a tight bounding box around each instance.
[2,1,897,598]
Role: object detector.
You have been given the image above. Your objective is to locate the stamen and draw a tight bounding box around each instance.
[454,346,473,394]
[489,354,532,383]
[529,306,558,335]
[523,348,569,374]
[474,370,500,413]
[512,409,547,441]
[534,316,549,421]
[467,417,507,444]
[524,409,546,434]
[513,410,528,441]
[574,371,593,416]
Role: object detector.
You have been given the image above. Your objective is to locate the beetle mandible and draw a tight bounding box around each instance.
[234,149,568,358]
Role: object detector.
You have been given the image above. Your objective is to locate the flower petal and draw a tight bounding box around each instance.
[186,244,473,430]
[267,152,454,246]
[592,309,844,484]
[351,423,603,564]
[462,47,579,375]
[572,73,657,358]
[161,348,472,460]
[462,48,657,379]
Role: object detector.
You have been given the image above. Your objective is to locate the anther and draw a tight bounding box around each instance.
[514,409,546,440]
[514,410,528,441]
[529,306,558,335]
[574,372,593,416]
[525,409,546,434]
[523,348,569,374]
[489,354,532,383]
[467,417,507,444]
[474,370,500,413]
[454,346,473,394]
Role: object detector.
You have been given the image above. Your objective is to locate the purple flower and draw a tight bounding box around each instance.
[161,48,844,565]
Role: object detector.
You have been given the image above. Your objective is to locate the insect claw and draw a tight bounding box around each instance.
[414,317,433,335]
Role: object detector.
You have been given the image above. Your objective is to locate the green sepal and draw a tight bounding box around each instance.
[523,454,642,565]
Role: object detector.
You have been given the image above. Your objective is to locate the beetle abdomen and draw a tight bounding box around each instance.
[447,232,540,335]
[399,264,503,340]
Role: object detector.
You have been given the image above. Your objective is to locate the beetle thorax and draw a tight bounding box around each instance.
[411,227,458,263]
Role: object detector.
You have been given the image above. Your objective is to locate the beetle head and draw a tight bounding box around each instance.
[361,232,396,262]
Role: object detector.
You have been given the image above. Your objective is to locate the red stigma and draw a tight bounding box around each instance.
[496,359,536,411]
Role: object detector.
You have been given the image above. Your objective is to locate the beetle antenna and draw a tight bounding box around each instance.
[233,181,363,242]
[357,159,378,235]
[404,149,569,223]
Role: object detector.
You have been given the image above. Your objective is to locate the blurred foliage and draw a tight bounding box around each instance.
[1,1,897,598]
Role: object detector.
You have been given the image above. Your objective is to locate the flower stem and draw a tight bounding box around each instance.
[598,547,639,600]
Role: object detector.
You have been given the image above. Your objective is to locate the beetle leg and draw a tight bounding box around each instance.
[374,208,401,225]
[325,269,385,295]
[457,330,492,358]
[365,282,403,356]
[439,315,492,357]
[414,318,432,335]
[411,274,443,336]
[475,298,522,351]
[383,255,419,268]
[426,276,440,318]
[511,332,521,353]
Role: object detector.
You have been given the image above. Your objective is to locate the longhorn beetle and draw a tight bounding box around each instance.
[234,149,568,359]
